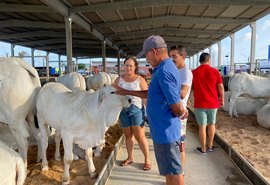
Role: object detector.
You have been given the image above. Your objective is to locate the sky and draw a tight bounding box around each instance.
[0,13,270,69]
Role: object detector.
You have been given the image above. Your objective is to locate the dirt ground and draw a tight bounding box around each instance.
[188,109,270,184]
[25,123,123,185]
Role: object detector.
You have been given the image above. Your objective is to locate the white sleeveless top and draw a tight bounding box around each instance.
[118,76,143,109]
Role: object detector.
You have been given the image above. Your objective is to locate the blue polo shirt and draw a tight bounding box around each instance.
[147,58,181,144]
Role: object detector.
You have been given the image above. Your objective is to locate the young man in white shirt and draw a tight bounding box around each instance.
[170,45,193,172]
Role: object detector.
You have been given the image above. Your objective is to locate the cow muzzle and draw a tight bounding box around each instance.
[128,98,132,104]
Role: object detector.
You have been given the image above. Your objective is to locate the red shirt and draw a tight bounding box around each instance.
[192,64,223,108]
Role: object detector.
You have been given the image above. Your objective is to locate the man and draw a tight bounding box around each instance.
[169,45,193,171]
[192,53,224,155]
[115,35,187,185]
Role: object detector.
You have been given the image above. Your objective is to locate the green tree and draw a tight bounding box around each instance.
[78,63,86,70]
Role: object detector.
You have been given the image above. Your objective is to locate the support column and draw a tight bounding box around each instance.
[31,48,35,67]
[117,51,120,75]
[102,40,106,72]
[58,55,61,75]
[65,16,73,73]
[46,52,49,82]
[11,44,15,57]
[230,34,235,73]
[208,46,212,66]
[250,22,256,74]
[75,57,78,72]
[218,41,222,68]
[197,53,199,67]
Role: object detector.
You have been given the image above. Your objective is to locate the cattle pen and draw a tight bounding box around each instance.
[1,0,270,185]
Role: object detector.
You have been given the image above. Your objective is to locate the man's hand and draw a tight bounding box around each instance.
[180,110,189,120]
[112,84,128,95]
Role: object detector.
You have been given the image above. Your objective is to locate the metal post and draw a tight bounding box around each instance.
[65,16,73,73]
[208,46,212,66]
[102,40,106,72]
[11,44,15,57]
[218,41,222,67]
[31,48,35,67]
[250,22,256,74]
[46,52,49,82]
[58,55,61,75]
[117,51,121,75]
[230,34,235,73]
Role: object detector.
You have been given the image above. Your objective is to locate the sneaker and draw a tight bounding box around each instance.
[208,146,217,152]
[196,147,207,155]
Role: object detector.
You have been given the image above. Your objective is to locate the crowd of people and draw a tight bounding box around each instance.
[114,35,224,185]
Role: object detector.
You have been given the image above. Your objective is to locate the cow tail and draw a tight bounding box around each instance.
[16,157,26,185]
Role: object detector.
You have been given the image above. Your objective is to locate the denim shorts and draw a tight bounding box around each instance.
[153,141,182,176]
[194,108,218,125]
[119,104,145,128]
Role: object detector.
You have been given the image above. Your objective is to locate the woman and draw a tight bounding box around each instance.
[114,56,151,171]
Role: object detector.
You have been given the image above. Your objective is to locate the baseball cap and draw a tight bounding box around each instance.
[136,35,167,58]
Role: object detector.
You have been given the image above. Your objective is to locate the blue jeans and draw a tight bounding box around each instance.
[119,104,145,128]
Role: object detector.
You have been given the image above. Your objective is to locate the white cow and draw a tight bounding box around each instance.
[257,100,270,129]
[0,140,26,185]
[36,83,130,184]
[0,57,41,166]
[109,73,119,84]
[223,91,267,116]
[57,72,101,158]
[57,72,86,92]
[87,72,112,91]
[228,72,270,117]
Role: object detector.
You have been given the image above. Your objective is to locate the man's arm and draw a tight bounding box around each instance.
[218,83,224,107]
[113,84,148,98]
[180,85,190,99]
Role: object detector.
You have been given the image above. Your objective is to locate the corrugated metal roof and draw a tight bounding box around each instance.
[1,0,270,58]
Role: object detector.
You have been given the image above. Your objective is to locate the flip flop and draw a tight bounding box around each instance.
[120,159,133,166]
[143,163,151,171]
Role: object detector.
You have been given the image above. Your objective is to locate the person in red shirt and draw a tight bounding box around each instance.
[192,53,224,155]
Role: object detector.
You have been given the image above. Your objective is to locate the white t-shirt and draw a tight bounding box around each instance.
[179,67,193,109]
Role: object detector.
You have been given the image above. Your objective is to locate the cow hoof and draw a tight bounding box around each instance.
[42,166,49,171]
[62,180,70,185]
[94,152,101,157]
[54,155,61,161]
[90,172,98,179]
[73,154,79,160]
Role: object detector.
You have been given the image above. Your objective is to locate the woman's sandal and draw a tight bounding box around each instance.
[120,159,133,166]
[143,163,151,171]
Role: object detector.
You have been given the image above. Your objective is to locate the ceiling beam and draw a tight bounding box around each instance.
[109,28,230,38]
[40,0,126,56]
[70,0,270,13]
[118,36,217,45]
[15,38,100,46]
[96,15,250,29]
[0,19,64,29]
[0,31,94,40]
[0,3,53,13]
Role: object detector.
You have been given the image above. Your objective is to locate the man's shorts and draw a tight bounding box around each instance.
[153,141,182,176]
[119,104,145,128]
[194,108,218,125]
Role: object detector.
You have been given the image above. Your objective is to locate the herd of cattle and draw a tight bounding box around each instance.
[0,57,128,184]
[0,57,270,184]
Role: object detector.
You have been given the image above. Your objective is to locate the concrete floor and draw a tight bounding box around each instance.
[106,126,251,185]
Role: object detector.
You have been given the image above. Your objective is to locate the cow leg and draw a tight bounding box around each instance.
[37,114,49,171]
[54,129,61,161]
[62,135,73,184]
[229,91,240,117]
[94,143,104,157]
[26,113,42,162]
[85,147,97,178]
[9,120,30,168]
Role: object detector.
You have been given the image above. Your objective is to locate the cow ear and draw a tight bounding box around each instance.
[98,89,105,105]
